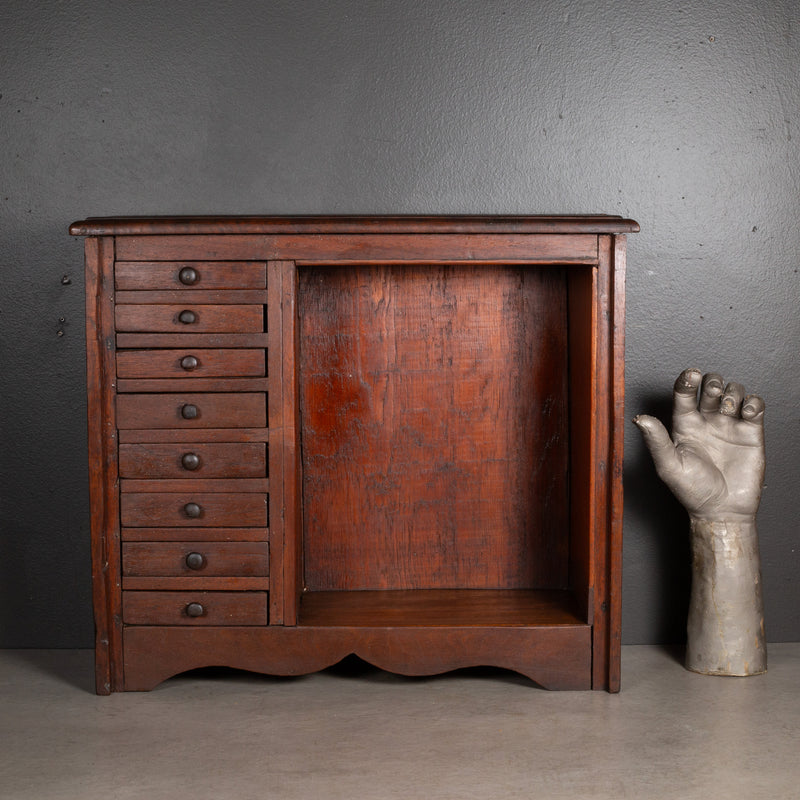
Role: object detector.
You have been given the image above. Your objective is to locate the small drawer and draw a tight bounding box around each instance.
[115,262,266,291]
[116,393,266,429]
[115,304,263,333]
[122,542,269,577]
[123,591,268,625]
[119,443,267,479]
[116,349,265,379]
[121,492,268,527]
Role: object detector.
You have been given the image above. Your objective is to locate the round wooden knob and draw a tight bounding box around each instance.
[179,267,199,285]
[181,404,199,419]
[180,355,199,371]
[181,452,201,471]
[185,552,206,570]
[183,502,202,518]
[185,602,204,617]
[178,309,197,325]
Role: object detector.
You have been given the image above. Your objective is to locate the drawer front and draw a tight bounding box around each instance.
[119,443,267,479]
[117,349,265,379]
[116,304,263,333]
[123,591,268,625]
[115,261,267,291]
[122,542,269,577]
[117,393,266,429]
[121,492,268,527]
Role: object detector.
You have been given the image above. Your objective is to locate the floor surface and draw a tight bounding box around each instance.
[1,644,798,799]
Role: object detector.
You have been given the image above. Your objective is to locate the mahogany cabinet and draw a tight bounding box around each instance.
[71,215,638,693]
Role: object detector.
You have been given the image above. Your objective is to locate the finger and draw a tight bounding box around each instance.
[634,415,682,479]
[699,372,724,414]
[672,368,702,417]
[741,394,765,423]
[720,381,745,417]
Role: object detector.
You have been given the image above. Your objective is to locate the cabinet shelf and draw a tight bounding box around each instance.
[297,589,587,628]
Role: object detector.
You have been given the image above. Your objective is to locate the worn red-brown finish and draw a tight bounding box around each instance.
[122,591,268,626]
[116,304,264,334]
[114,261,266,290]
[119,442,267,479]
[299,264,569,592]
[116,393,266,429]
[75,215,635,693]
[122,541,269,577]
[121,491,268,528]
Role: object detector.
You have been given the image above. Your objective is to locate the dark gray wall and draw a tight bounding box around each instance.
[2,0,797,648]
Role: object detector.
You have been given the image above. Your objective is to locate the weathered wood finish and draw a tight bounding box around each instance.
[75,215,637,693]
[115,304,264,334]
[122,624,591,691]
[114,261,266,290]
[84,236,123,694]
[121,492,268,528]
[299,264,570,592]
[122,591,268,626]
[119,442,267,479]
[116,393,266,429]
[122,541,269,577]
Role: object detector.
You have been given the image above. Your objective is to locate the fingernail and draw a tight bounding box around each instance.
[721,396,736,414]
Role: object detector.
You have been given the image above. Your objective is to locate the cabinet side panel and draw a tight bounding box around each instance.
[590,235,623,691]
[85,236,123,694]
[608,235,627,692]
[567,266,598,620]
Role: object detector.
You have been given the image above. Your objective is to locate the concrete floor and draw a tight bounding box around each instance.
[1,645,798,799]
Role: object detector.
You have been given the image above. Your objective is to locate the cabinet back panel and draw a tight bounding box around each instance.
[299,264,569,591]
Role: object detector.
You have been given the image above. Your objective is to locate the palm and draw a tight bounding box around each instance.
[635,369,765,521]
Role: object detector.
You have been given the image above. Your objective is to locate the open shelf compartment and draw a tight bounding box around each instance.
[295,262,597,631]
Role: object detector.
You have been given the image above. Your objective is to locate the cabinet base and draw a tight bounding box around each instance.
[121,622,591,692]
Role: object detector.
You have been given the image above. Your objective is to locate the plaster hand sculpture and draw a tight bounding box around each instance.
[634,368,767,676]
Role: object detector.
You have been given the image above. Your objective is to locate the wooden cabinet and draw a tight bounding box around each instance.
[72,215,638,693]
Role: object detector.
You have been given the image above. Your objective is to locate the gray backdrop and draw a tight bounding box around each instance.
[2,0,797,648]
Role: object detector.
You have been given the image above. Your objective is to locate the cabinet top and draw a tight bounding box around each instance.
[69,215,639,237]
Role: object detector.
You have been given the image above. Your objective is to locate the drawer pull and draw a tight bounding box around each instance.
[178,267,199,285]
[185,602,205,618]
[181,452,201,471]
[180,355,199,371]
[178,309,197,325]
[183,502,202,518]
[185,552,206,570]
[181,403,199,420]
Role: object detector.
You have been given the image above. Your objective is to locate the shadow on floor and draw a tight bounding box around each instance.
[4,649,95,693]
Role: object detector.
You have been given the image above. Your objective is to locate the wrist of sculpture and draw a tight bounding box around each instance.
[685,517,767,676]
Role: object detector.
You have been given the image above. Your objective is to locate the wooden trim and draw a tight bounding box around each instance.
[85,236,123,694]
[120,478,269,493]
[591,235,618,691]
[266,263,286,623]
[122,577,270,591]
[70,215,640,237]
[112,233,599,264]
[121,527,269,542]
[122,625,591,691]
[274,261,302,625]
[117,378,270,393]
[115,290,267,305]
[117,428,269,444]
[607,235,627,692]
[116,333,269,349]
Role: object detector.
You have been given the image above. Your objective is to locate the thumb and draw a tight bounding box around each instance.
[633,415,682,481]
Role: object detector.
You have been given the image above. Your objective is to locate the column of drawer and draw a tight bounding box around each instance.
[115,260,269,626]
